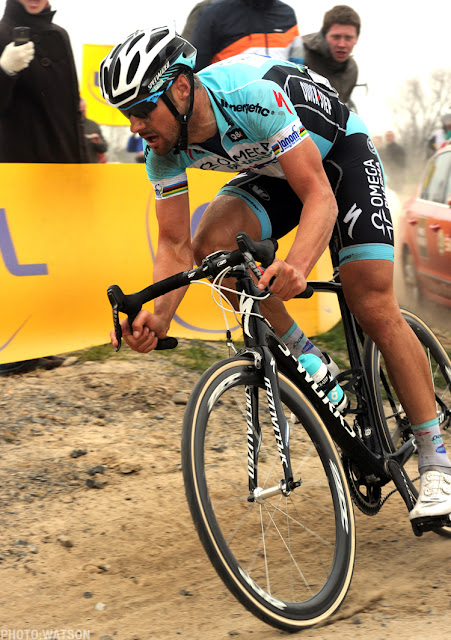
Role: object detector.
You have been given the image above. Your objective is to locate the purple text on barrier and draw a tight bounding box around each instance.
[0,209,48,276]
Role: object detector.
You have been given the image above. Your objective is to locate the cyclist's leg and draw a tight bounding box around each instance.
[341,260,451,519]
[328,123,451,519]
[192,177,292,337]
[192,172,327,359]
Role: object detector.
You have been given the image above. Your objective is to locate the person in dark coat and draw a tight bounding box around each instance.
[0,0,87,163]
[181,0,213,42]
[302,5,360,106]
[188,0,304,72]
[0,0,87,376]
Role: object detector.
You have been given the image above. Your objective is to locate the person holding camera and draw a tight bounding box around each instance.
[0,0,87,163]
[0,0,87,376]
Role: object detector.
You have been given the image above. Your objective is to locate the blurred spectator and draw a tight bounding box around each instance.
[181,0,212,42]
[427,106,451,156]
[126,133,145,163]
[80,98,108,163]
[302,5,360,105]
[372,134,383,152]
[380,130,406,192]
[0,0,87,163]
[188,0,304,72]
[0,0,86,376]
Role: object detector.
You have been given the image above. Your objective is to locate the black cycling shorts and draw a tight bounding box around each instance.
[217,131,394,266]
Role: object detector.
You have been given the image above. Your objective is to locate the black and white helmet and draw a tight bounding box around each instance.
[99,24,197,108]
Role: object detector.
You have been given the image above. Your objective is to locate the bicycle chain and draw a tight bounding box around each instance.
[342,455,382,516]
[379,474,420,508]
[343,451,420,513]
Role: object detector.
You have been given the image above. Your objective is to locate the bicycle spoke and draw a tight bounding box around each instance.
[183,359,355,629]
[366,311,451,538]
[202,374,342,600]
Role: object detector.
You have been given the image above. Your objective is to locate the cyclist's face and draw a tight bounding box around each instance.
[325,24,358,63]
[125,94,180,156]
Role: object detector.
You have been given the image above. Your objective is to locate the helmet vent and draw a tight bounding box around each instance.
[146,28,169,54]
[127,32,146,55]
[99,25,197,109]
[127,52,141,84]
[112,58,121,91]
[102,66,110,96]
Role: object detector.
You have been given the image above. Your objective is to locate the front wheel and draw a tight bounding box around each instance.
[182,357,356,631]
[364,309,451,537]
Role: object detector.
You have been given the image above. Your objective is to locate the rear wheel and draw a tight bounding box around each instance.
[182,357,356,631]
[364,310,451,537]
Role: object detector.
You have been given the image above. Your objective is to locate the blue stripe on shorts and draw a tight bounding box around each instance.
[339,243,394,265]
[218,185,272,240]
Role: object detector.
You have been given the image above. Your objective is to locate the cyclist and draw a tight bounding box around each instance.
[100,26,451,523]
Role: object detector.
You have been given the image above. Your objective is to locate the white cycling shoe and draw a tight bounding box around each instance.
[409,470,451,521]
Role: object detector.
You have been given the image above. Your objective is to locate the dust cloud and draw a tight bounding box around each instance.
[388,186,449,335]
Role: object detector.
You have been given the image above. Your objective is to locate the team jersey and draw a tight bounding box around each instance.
[145,54,351,200]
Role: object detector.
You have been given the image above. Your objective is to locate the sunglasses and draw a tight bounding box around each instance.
[120,95,158,120]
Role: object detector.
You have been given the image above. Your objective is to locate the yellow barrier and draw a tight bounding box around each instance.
[0,164,339,364]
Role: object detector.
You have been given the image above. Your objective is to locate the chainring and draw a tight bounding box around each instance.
[342,455,382,515]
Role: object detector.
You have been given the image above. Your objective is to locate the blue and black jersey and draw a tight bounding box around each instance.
[145,53,362,199]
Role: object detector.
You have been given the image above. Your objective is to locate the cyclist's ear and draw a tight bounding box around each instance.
[171,73,191,102]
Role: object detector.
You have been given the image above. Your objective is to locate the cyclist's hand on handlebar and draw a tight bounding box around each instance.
[110,310,166,353]
[257,258,307,301]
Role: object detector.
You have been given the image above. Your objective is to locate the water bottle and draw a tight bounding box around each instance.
[298,352,348,412]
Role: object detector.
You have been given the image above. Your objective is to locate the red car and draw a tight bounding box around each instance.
[398,143,451,307]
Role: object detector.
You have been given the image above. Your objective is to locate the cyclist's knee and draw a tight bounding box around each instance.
[192,197,260,265]
[349,291,404,344]
[192,230,210,265]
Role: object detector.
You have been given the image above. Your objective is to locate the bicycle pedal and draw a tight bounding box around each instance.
[410,513,451,536]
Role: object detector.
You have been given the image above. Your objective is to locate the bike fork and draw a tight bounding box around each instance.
[246,350,300,503]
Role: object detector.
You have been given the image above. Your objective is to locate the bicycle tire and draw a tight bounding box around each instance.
[182,356,356,631]
[364,309,451,538]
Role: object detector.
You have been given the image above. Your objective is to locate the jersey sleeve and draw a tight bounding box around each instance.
[239,78,310,156]
[268,119,309,158]
[144,145,189,200]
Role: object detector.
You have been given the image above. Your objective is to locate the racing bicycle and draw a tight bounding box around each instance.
[107,232,451,632]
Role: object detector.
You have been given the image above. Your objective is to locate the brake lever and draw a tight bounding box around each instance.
[107,285,125,351]
[107,285,179,352]
[107,285,145,351]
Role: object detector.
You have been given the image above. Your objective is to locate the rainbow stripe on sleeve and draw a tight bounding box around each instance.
[271,125,308,157]
[159,179,189,198]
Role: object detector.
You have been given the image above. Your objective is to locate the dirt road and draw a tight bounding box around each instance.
[0,340,450,640]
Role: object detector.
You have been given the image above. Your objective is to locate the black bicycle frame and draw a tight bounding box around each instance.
[234,270,392,496]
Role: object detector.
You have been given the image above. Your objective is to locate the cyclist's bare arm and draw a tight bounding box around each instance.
[110,193,193,352]
[258,139,338,300]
